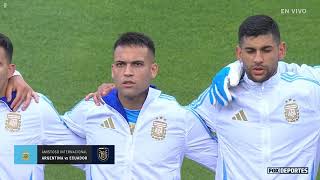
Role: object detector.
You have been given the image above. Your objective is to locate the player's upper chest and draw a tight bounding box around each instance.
[84,102,186,146]
[0,104,42,146]
[214,83,320,143]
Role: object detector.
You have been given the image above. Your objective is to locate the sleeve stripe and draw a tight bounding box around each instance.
[185,106,218,141]
[38,93,61,121]
[189,87,210,109]
[281,73,320,86]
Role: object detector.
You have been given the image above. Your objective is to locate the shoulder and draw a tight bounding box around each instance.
[37,93,55,107]
[280,72,320,104]
[17,93,60,126]
[157,92,184,108]
[147,87,180,107]
[188,86,211,110]
[69,98,96,111]
[280,72,320,87]
[19,93,57,114]
[158,93,177,101]
[151,91,188,116]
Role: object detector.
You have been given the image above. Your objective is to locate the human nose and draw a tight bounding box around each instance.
[253,51,263,64]
[124,64,133,76]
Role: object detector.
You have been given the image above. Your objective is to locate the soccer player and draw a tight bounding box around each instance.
[88,61,319,107]
[61,32,218,179]
[0,33,84,179]
[210,60,320,106]
[190,15,320,179]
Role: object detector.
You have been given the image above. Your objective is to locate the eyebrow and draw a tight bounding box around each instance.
[244,45,273,50]
[114,60,144,63]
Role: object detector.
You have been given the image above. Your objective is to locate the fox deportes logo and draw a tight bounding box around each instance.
[267,167,308,174]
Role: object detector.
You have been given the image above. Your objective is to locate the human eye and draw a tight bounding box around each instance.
[245,49,255,54]
[115,62,125,67]
[262,48,272,53]
[133,61,144,67]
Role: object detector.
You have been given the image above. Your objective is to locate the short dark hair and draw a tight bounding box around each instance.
[113,32,155,57]
[238,15,280,45]
[0,33,13,63]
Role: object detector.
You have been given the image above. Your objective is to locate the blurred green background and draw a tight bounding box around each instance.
[0,0,319,179]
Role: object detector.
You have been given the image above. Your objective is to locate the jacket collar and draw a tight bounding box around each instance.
[101,86,161,121]
[0,92,17,111]
[242,67,280,90]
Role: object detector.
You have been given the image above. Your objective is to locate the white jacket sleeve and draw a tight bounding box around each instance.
[39,95,87,171]
[183,108,218,172]
[39,94,85,145]
[60,99,92,138]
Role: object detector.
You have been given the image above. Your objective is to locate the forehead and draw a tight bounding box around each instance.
[113,45,151,61]
[241,34,277,48]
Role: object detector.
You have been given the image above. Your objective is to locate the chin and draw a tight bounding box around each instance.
[248,75,264,83]
[119,88,139,97]
[253,79,264,83]
[254,76,270,83]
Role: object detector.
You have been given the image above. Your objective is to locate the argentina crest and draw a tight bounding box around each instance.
[98,147,109,161]
[5,112,21,132]
[151,116,167,140]
[284,99,299,122]
[22,152,30,161]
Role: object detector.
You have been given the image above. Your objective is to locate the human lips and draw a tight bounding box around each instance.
[252,66,265,75]
[122,80,135,87]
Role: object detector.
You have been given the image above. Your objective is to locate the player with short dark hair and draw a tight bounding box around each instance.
[192,15,320,180]
[62,32,218,179]
[113,32,156,57]
[239,15,281,45]
[0,33,83,180]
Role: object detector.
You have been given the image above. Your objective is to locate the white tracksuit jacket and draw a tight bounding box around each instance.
[0,93,83,180]
[191,66,320,180]
[62,87,218,180]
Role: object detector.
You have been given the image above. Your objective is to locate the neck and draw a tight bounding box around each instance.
[118,89,149,110]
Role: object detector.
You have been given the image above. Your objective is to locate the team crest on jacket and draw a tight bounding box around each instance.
[98,147,109,161]
[151,116,167,140]
[5,112,21,132]
[284,99,299,122]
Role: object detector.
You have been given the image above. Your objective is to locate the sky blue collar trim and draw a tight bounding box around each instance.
[101,85,157,121]
[101,89,128,121]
